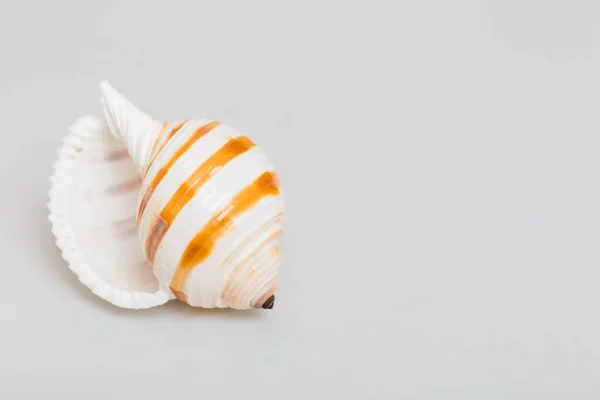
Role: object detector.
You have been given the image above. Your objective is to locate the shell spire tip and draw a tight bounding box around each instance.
[99,81,163,172]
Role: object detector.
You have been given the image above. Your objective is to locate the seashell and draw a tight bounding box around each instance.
[48,82,284,310]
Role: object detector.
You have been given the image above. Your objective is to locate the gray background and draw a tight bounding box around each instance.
[1,0,599,398]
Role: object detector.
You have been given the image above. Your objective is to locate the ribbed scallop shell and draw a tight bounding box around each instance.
[101,83,285,310]
[48,116,169,309]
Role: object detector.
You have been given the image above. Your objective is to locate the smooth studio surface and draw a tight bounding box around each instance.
[1,1,600,398]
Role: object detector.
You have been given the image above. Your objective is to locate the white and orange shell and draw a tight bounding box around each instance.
[48,82,284,310]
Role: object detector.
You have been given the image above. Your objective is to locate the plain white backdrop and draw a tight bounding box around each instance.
[1,1,599,398]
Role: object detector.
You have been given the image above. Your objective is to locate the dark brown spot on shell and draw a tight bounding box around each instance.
[261,295,275,309]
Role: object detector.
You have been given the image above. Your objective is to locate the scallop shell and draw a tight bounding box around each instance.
[48,82,284,310]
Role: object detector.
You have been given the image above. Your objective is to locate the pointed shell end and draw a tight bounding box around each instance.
[260,294,275,310]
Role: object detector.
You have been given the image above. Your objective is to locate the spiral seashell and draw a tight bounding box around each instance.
[48,82,284,310]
